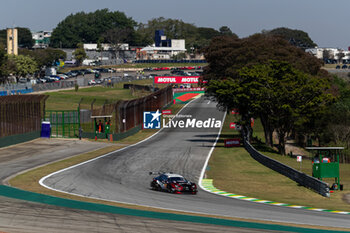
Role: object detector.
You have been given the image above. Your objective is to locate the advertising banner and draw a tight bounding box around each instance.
[154,76,200,84]
[162,109,172,115]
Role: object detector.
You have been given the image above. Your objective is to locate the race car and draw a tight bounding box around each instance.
[150,172,197,194]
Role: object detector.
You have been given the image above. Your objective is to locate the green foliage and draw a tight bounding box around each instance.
[136,17,237,51]
[207,60,333,154]
[73,45,87,66]
[17,27,35,48]
[19,48,66,69]
[0,45,8,83]
[50,9,137,48]
[262,27,317,48]
[7,55,38,79]
[75,83,79,92]
[204,34,323,82]
[172,52,187,60]
[219,26,233,35]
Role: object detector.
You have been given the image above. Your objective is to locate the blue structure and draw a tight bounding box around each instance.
[0,88,33,96]
[41,121,51,138]
[155,30,171,47]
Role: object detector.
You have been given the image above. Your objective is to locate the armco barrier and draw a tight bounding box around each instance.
[243,140,330,197]
[244,141,330,197]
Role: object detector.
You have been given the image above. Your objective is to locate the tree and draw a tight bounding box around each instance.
[135,17,235,51]
[102,27,133,59]
[206,60,333,154]
[0,45,8,83]
[219,26,233,35]
[203,34,323,83]
[19,48,66,70]
[337,50,345,64]
[7,55,38,82]
[73,43,86,66]
[262,27,317,48]
[50,9,137,48]
[17,27,34,48]
[322,49,333,61]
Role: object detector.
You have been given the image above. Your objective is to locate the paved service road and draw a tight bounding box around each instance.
[42,97,350,229]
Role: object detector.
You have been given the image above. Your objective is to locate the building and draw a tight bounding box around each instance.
[138,30,186,60]
[7,28,18,55]
[83,43,129,51]
[32,31,51,49]
[306,47,350,63]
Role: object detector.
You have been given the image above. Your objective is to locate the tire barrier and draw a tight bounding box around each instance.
[243,137,330,197]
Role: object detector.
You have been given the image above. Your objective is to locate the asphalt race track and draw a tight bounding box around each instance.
[0,139,253,232]
[41,97,350,229]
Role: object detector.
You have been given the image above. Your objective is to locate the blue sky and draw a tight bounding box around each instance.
[1,0,349,49]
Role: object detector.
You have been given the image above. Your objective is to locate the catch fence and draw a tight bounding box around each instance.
[0,95,48,138]
[83,86,173,139]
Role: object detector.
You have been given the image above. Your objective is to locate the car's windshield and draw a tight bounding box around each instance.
[169,177,186,182]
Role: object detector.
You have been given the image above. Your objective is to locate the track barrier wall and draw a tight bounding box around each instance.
[243,138,330,197]
[0,131,41,148]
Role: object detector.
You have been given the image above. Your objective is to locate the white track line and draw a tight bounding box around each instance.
[39,98,198,193]
[198,111,227,190]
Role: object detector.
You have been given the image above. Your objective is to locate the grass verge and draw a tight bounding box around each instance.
[207,113,350,212]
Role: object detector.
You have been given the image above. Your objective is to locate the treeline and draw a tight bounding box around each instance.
[49,9,238,50]
[204,33,350,160]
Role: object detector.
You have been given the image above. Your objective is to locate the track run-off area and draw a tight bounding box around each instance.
[34,96,350,230]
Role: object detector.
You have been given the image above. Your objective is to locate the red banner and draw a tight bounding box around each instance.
[231,109,239,114]
[229,122,236,129]
[155,76,200,84]
[162,109,172,115]
[224,139,241,147]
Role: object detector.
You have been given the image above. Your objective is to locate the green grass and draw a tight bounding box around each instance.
[208,114,350,212]
[45,79,171,110]
[45,80,156,110]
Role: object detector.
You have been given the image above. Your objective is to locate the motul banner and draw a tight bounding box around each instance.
[155,76,200,84]
[162,109,172,115]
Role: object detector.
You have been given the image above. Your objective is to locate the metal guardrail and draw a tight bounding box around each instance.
[243,135,330,197]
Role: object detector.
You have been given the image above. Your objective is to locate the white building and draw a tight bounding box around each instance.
[140,39,186,60]
[306,47,350,61]
[32,31,51,49]
[83,43,129,51]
